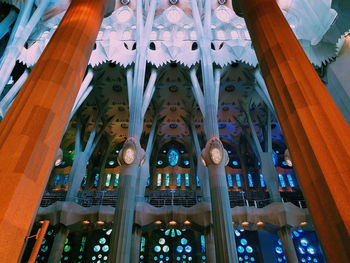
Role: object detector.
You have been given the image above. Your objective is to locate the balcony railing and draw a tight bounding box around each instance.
[146,190,197,208]
[40,189,306,209]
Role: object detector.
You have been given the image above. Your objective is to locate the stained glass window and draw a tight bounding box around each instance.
[62,174,69,187]
[200,235,206,253]
[105,174,111,187]
[185,173,190,187]
[176,174,182,187]
[235,174,242,187]
[278,174,286,188]
[165,173,170,187]
[196,175,200,187]
[90,228,112,263]
[234,229,258,263]
[287,174,295,187]
[168,149,179,166]
[81,174,87,188]
[146,229,201,263]
[260,174,266,187]
[93,173,100,187]
[157,174,162,187]
[227,174,233,187]
[248,173,254,187]
[53,174,61,187]
[114,174,119,187]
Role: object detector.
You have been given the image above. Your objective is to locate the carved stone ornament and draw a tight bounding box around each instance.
[218,0,227,5]
[118,137,145,166]
[120,0,130,6]
[201,137,228,166]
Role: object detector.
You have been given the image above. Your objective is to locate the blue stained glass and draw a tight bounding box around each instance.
[185,245,192,253]
[154,246,161,252]
[165,230,170,236]
[165,173,170,187]
[227,174,233,187]
[272,151,278,165]
[307,247,315,255]
[146,177,150,186]
[275,246,283,254]
[140,237,146,252]
[99,238,106,244]
[159,238,166,245]
[158,160,163,165]
[235,174,242,187]
[93,245,100,252]
[168,149,179,166]
[300,238,308,246]
[176,230,182,236]
[260,174,266,187]
[200,235,206,253]
[81,174,87,187]
[184,160,190,166]
[287,174,295,187]
[246,246,253,253]
[298,246,306,254]
[102,245,109,252]
[185,173,190,187]
[278,174,286,188]
[93,173,100,187]
[181,238,188,245]
[232,160,239,166]
[176,246,183,253]
[238,246,245,253]
[113,174,119,187]
[240,239,248,245]
[62,174,69,187]
[196,176,200,187]
[248,174,254,187]
[177,174,182,187]
[53,174,61,186]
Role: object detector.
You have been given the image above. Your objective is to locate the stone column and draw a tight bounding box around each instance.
[130,225,143,263]
[0,1,111,261]
[205,225,216,263]
[47,225,69,263]
[277,227,298,263]
[109,138,145,263]
[237,0,350,261]
[202,137,238,263]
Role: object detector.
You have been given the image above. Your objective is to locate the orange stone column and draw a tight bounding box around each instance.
[0,0,109,261]
[237,0,350,262]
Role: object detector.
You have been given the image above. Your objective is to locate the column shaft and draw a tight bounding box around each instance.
[0,0,108,261]
[205,226,216,263]
[109,164,139,262]
[208,164,238,263]
[47,225,69,263]
[240,0,350,261]
[277,228,298,263]
[130,225,142,263]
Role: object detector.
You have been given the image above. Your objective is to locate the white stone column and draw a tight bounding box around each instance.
[202,137,238,263]
[109,138,144,263]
